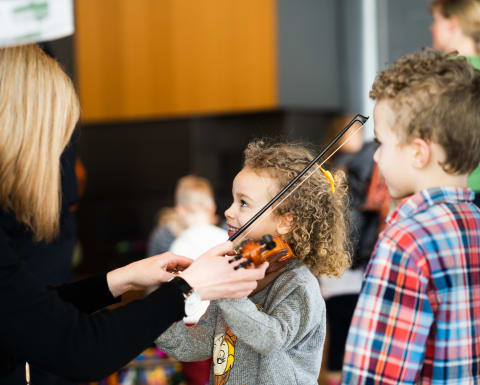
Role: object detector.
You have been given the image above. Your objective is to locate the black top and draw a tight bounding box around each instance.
[0,212,185,383]
[17,140,79,288]
[4,137,98,385]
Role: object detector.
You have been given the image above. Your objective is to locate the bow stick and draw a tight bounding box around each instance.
[229,114,368,248]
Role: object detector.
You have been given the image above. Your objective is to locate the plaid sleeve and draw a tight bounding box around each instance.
[341,232,434,385]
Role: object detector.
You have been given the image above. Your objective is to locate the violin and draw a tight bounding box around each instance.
[230,235,295,272]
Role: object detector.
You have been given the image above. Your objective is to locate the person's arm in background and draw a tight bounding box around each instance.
[341,233,434,385]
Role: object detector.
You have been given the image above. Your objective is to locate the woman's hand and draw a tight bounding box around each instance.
[107,253,193,297]
[181,241,269,300]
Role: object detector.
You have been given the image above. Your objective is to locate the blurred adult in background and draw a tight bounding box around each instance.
[0,44,268,385]
[319,116,391,385]
[429,0,480,206]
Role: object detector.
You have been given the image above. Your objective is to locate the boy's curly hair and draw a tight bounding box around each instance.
[243,139,351,277]
[370,48,480,174]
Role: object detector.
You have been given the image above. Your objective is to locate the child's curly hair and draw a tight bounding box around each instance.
[370,48,480,174]
[243,139,351,277]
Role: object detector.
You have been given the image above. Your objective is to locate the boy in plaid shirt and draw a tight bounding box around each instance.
[342,49,480,384]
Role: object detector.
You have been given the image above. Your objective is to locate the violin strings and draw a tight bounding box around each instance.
[233,121,365,247]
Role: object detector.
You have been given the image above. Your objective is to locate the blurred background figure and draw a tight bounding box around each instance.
[429,0,480,207]
[147,175,226,385]
[169,175,227,260]
[319,115,391,385]
[169,175,227,385]
[146,207,185,257]
[430,0,480,62]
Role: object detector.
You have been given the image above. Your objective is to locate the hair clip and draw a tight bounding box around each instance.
[319,166,335,193]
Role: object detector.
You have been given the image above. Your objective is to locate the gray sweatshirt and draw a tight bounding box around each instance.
[155,262,326,385]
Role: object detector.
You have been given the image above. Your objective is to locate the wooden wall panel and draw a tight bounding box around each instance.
[75,0,277,122]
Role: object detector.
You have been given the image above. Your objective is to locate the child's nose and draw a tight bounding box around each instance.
[224,204,234,219]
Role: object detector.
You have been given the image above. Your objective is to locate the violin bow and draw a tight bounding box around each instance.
[228,113,369,246]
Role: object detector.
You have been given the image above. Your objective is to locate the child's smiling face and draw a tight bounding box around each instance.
[225,167,283,241]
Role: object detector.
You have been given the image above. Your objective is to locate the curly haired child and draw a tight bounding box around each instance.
[342,49,480,384]
[156,139,351,385]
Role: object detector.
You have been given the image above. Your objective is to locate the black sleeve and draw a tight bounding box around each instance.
[0,229,185,382]
[51,273,121,313]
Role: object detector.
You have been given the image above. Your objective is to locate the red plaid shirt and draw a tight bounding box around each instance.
[342,187,480,384]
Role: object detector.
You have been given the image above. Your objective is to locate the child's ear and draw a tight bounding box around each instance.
[449,16,461,33]
[410,138,431,169]
[277,213,294,235]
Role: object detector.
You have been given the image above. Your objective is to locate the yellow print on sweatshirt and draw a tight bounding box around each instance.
[213,324,237,385]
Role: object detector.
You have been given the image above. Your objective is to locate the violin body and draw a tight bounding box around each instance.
[232,235,295,271]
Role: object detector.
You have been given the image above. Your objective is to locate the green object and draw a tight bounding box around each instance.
[13,1,49,21]
[466,56,480,192]
[466,56,480,70]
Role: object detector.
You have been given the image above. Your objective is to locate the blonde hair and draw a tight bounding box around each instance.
[243,140,351,277]
[0,45,80,242]
[430,0,480,53]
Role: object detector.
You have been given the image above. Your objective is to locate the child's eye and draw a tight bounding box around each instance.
[374,137,381,145]
[240,200,248,208]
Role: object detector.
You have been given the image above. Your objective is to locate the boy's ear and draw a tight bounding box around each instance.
[277,213,294,235]
[410,138,431,169]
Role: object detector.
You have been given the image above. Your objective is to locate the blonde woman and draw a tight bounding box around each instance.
[0,45,267,384]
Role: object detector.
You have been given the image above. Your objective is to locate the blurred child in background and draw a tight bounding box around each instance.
[429,0,480,206]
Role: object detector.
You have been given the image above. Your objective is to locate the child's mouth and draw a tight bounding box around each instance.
[227,225,239,237]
